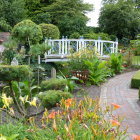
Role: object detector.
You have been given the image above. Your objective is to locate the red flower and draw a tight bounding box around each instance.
[111,103,121,110]
[110,120,120,127]
[48,112,56,119]
[132,135,140,140]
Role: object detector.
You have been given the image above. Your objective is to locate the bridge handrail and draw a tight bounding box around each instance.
[45,38,118,57]
[46,39,118,44]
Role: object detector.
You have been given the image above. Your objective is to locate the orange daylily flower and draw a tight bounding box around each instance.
[64,98,72,108]
[111,103,121,110]
[48,112,56,119]
[110,120,120,127]
[132,134,140,140]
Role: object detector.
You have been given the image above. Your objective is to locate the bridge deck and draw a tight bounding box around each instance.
[44,54,110,63]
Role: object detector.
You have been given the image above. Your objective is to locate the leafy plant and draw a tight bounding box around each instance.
[11,19,43,45]
[108,53,123,74]
[40,79,68,91]
[0,18,12,32]
[0,97,127,140]
[130,39,140,56]
[68,48,96,71]
[69,32,80,39]
[29,43,51,56]
[3,81,39,98]
[38,90,72,108]
[57,71,78,92]
[85,56,110,85]
[0,65,32,82]
[39,23,60,39]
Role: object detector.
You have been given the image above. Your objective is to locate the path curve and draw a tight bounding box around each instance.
[100,71,140,139]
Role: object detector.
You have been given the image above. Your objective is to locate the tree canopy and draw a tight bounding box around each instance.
[0,0,27,27]
[24,0,93,36]
[99,0,140,39]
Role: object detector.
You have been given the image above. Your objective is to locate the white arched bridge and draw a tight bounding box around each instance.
[44,38,118,62]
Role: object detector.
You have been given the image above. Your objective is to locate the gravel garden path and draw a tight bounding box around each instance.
[100,71,140,139]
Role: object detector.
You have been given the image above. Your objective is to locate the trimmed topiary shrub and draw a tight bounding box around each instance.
[0,65,32,81]
[12,20,43,44]
[40,79,67,91]
[131,70,140,89]
[39,23,60,39]
[38,90,72,108]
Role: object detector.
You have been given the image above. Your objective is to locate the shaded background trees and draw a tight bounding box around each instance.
[99,0,140,40]
[0,0,27,29]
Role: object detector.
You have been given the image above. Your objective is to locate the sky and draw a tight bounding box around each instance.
[84,0,102,27]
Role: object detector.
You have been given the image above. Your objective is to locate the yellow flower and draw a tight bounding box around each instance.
[1,94,13,108]
[29,97,37,107]
[19,95,28,104]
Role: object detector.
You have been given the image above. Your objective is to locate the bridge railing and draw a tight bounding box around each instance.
[45,38,118,57]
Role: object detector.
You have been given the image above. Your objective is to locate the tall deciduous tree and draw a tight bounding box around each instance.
[43,0,93,36]
[99,0,140,39]
[0,0,27,27]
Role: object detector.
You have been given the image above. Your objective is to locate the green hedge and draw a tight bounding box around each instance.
[131,70,140,88]
[0,65,32,81]
[40,79,67,91]
[38,90,72,108]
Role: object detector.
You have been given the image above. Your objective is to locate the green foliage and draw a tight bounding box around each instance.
[0,123,33,140]
[83,32,110,40]
[130,39,140,56]
[29,43,51,56]
[43,0,93,36]
[132,56,140,65]
[69,32,80,39]
[12,20,43,45]
[57,73,78,92]
[0,0,27,27]
[38,90,72,108]
[108,53,123,74]
[131,70,140,89]
[68,48,96,71]
[0,97,127,140]
[39,23,60,39]
[0,18,12,32]
[85,57,110,85]
[0,65,32,81]
[2,37,18,64]
[3,81,39,98]
[99,0,140,39]
[40,79,68,91]
[31,12,51,24]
